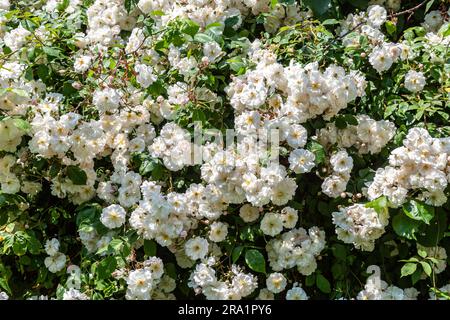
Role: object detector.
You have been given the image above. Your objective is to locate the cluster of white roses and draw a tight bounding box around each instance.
[317,115,396,155]
[188,260,258,300]
[128,181,229,248]
[260,207,298,237]
[339,5,414,73]
[136,0,308,32]
[357,265,419,300]
[43,0,82,15]
[201,147,299,207]
[124,257,176,300]
[148,123,194,171]
[367,128,450,207]
[257,282,309,300]
[227,44,366,121]
[332,204,389,252]
[43,238,67,273]
[343,5,450,92]
[0,0,448,301]
[266,227,326,276]
[85,0,135,47]
[321,150,354,198]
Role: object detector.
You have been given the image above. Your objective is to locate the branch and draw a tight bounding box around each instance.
[388,0,428,18]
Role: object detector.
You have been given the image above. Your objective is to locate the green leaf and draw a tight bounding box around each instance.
[385,21,397,36]
[227,58,245,73]
[399,257,419,263]
[12,119,31,132]
[346,0,368,9]
[109,239,123,252]
[12,234,27,256]
[224,16,239,29]
[231,246,244,264]
[2,233,14,253]
[146,79,166,97]
[318,201,329,215]
[0,194,6,206]
[205,22,223,30]
[66,166,87,185]
[425,0,435,14]
[0,212,7,226]
[392,214,421,240]
[420,261,432,277]
[194,33,215,43]
[365,196,388,214]
[316,274,331,293]
[279,0,295,4]
[245,249,266,274]
[151,162,165,180]
[307,141,325,165]
[165,263,177,280]
[335,114,358,129]
[305,274,315,287]
[303,0,331,16]
[139,157,159,176]
[418,248,427,258]
[401,263,417,277]
[181,19,200,37]
[124,0,138,12]
[36,64,50,81]
[411,267,422,285]
[322,19,339,26]
[331,244,347,260]
[441,23,450,37]
[239,225,255,242]
[27,234,42,255]
[10,88,29,97]
[76,203,100,226]
[344,115,358,126]
[402,200,435,224]
[417,209,447,247]
[151,10,165,16]
[97,256,117,280]
[335,116,347,129]
[49,162,61,178]
[57,0,70,12]
[144,240,157,257]
[0,278,11,295]
[43,46,63,58]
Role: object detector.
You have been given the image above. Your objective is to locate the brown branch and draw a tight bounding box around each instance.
[388,0,428,18]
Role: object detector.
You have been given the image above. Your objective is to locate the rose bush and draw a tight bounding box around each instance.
[0,0,449,300]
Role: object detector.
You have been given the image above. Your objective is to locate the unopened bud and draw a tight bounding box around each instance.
[201,56,209,65]
[72,82,82,90]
